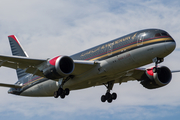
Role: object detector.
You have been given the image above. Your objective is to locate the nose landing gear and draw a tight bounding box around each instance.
[152,57,164,73]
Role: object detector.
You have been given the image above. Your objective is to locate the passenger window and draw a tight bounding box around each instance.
[155,33,161,37]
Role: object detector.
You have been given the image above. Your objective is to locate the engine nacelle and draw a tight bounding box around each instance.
[42,56,74,79]
[141,66,172,89]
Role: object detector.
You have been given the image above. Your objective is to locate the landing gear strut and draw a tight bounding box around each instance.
[53,76,72,99]
[152,57,164,73]
[101,80,117,103]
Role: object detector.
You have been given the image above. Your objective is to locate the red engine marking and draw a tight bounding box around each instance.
[146,67,154,76]
[49,56,60,66]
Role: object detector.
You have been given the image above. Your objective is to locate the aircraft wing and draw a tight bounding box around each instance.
[0,55,46,77]
[0,55,98,77]
[114,68,146,84]
[115,67,180,84]
[72,60,99,75]
[0,83,22,88]
[171,70,180,73]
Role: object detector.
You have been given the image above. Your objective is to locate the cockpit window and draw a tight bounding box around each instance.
[161,32,170,36]
[155,33,161,37]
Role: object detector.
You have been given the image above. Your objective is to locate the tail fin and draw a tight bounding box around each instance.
[8,35,28,79]
[8,35,28,57]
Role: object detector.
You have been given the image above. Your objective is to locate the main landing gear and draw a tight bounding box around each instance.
[54,88,70,99]
[53,76,72,99]
[101,80,117,103]
[152,57,164,73]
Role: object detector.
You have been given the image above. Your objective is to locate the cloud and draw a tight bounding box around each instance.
[0,0,180,120]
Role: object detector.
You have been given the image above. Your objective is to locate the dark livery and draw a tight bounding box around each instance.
[71,29,174,61]
[1,28,176,103]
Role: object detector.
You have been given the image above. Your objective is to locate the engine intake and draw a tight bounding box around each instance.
[55,56,74,75]
[141,66,172,89]
[43,56,74,79]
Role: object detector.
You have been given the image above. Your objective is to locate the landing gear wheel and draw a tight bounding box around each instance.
[101,95,106,102]
[64,88,70,95]
[107,98,112,103]
[58,88,63,95]
[54,87,70,99]
[112,93,117,100]
[60,93,65,99]
[105,92,111,100]
[54,91,59,98]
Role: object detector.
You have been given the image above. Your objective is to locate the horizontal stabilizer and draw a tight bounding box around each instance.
[0,83,22,88]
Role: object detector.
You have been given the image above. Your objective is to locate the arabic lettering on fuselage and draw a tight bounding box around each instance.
[80,33,137,57]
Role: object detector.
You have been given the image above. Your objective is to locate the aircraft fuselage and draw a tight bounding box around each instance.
[9,29,176,97]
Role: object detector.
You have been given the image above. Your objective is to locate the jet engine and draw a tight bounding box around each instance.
[42,56,74,79]
[140,66,172,89]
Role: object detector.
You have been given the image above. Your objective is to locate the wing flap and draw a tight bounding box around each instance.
[72,60,99,75]
[114,68,146,84]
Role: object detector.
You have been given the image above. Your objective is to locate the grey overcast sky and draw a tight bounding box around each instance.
[0,0,180,120]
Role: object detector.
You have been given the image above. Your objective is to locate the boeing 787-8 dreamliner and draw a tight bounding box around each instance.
[0,29,177,103]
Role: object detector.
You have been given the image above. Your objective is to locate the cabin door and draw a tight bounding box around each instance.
[137,33,145,46]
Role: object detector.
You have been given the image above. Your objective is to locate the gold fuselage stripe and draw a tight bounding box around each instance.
[89,37,173,61]
[22,77,43,88]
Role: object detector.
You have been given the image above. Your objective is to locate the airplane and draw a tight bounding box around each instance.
[0,28,177,103]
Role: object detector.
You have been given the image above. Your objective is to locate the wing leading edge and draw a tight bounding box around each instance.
[0,54,46,77]
[0,54,99,78]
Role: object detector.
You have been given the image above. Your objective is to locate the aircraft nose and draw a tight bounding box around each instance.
[165,38,176,53]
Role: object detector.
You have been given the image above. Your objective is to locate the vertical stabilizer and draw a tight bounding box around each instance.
[8,35,28,57]
[8,35,28,79]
